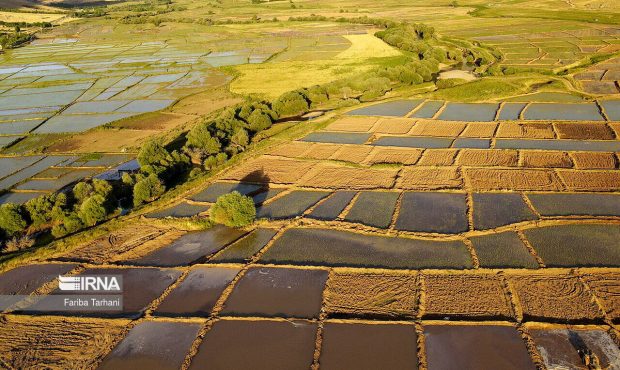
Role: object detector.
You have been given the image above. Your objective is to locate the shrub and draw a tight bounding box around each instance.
[0,203,27,237]
[209,191,256,227]
[133,174,166,206]
[3,235,34,253]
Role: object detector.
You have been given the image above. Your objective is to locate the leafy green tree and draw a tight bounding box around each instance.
[0,203,27,237]
[78,195,107,226]
[210,191,256,227]
[133,174,165,207]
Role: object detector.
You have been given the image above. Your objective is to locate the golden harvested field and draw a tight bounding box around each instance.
[324,269,418,318]
[363,147,423,165]
[508,273,604,322]
[465,168,563,191]
[0,11,70,23]
[456,149,519,167]
[224,157,317,184]
[398,166,462,190]
[372,118,416,134]
[496,123,556,139]
[0,315,129,369]
[422,272,515,320]
[417,149,458,166]
[520,151,573,168]
[299,163,399,189]
[557,170,620,191]
[334,33,402,60]
[327,117,378,132]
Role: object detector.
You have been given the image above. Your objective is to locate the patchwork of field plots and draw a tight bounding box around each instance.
[0,35,284,141]
[476,27,620,72]
[0,154,133,204]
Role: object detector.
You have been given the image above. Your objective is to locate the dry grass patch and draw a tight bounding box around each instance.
[508,273,603,322]
[409,121,466,137]
[422,272,514,320]
[224,156,316,184]
[417,149,458,166]
[398,166,462,190]
[335,33,402,59]
[363,147,422,165]
[372,118,416,134]
[329,145,373,163]
[520,151,573,168]
[324,269,418,319]
[268,141,314,158]
[0,315,129,369]
[457,149,519,167]
[466,168,563,191]
[327,117,378,132]
[299,163,399,189]
[461,122,498,138]
[496,123,555,139]
[569,152,617,169]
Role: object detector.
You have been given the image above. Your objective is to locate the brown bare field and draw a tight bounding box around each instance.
[557,170,620,191]
[301,143,342,160]
[569,152,617,169]
[46,129,157,153]
[465,168,563,191]
[508,273,603,322]
[324,269,418,319]
[460,122,498,138]
[580,271,620,321]
[329,145,374,163]
[64,225,171,263]
[553,123,615,140]
[299,164,399,189]
[457,149,519,167]
[0,315,129,369]
[326,117,378,132]
[363,147,422,165]
[520,151,573,168]
[398,166,462,190]
[496,123,556,139]
[409,121,466,137]
[268,141,314,158]
[417,149,458,166]
[224,156,317,184]
[422,272,514,319]
[371,118,416,134]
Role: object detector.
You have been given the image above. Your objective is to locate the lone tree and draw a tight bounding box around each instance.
[210,191,256,227]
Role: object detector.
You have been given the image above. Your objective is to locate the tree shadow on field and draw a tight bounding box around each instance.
[239,170,271,205]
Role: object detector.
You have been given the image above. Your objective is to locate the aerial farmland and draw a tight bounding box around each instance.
[0,0,620,369]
